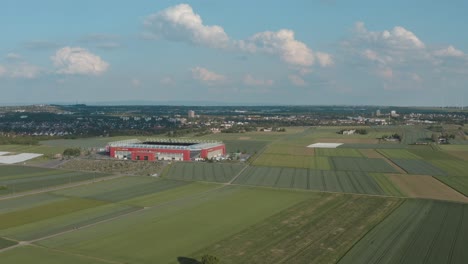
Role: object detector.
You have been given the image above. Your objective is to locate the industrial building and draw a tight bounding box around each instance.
[106,138,225,161]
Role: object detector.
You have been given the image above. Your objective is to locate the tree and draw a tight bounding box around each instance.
[63,148,81,158]
[200,255,220,264]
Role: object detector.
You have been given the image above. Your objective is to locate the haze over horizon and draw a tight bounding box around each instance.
[1,1,467,106]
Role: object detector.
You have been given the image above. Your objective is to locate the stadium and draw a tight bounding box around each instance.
[106,138,226,161]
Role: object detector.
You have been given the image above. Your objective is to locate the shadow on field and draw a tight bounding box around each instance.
[177,257,200,264]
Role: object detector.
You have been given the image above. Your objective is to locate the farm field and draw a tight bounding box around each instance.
[164,162,245,183]
[370,173,405,197]
[315,148,363,157]
[399,126,432,145]
[391,159,448,176]
[253,153,330,170]
[330,157,398,173]
[233,166,388,195]
[263,143,316,156]
[339,200,468,264]
[195,194,402,264]
[37,187,313,264]
[223,139,268,154]
[0,165,111,196]
[378,149,423,159]
[430,160,468,177]
[436,176,468,197]
[1,246,108,264]
[387,174,468,203]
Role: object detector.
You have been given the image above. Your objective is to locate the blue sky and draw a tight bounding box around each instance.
[1,0,467,106]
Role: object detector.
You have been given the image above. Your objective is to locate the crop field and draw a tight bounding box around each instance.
[315,148,364,157]
[36,187,313,264]
[0,237,17,250]
[223,139,268,154]
[408,149,456,160]
[0,165,111,196]
[387,174,468,203]
[234,166,388,195]
[339,200,468,264]
[330,157,398,173]
[370,173,405,197]
[446,150,468,161]
[1,246,108,264]
[164,162,245,183]
[440,144,468,151]
[436,176,468,197]
[391,159,448,176]
[430,160,468,177]
[253,153,331,170]
[399,126,432,145]
[263,143,316,156]
[195,195,402,264]
[378,149,423,159]
[338,143,406,149]
[52,177,190,203]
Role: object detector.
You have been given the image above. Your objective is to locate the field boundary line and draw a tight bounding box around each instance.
[432,176,468,198]
[376,150,408,174]
[0,174,124,201]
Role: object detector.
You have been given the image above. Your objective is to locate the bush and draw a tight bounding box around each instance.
[63,148,81,157]
[200,255,220,264]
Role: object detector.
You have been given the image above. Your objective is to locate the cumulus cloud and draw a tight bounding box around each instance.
[191,66,226,83]
[0,65,6,76]
[5,53,22,61]
[243,74,274,86]
[288,74,306,86]
[434,45,465,58]
[144,4,230,49]
[51,47,109,75]
[79,34,121,50]
[144,4,332,70]
[131,79,141,88]
[354,22,425,50]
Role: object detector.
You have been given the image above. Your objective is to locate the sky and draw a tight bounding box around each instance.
[1,0,468,106]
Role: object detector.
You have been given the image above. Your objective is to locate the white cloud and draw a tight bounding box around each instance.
[51,47,109,75]
[144,4,332,70]
[0,59,41,79]
[191,66,226,83]
[288,74,306,86]
[144,4,230,49]
[160,76,176,86]
[5,53,22,61]
[9,63,41,79]
[243,30,315,67]
[434,45,465,58]
[354,22,425,50]
[243,74,274,86]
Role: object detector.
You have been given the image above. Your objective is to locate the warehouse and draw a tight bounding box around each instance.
[106,138,225,161]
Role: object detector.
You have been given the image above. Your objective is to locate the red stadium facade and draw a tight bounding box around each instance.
[106,139,226,161]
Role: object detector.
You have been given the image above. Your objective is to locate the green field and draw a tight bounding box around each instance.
[330,157,398,173]
[315,148,364,157]
[391,159,448,176]
[1,246,108,264]
[223,139,268,154]
[37,187,312,264]
[378,149,423,159]
[253,153,331,170]
[370,173,406,197]
[164,162,245,182]
[430,160,468,177]
[436,176,468,196]
[339,200,468,263]
[234,166,388,195]
[0,165,111,196]
[0,237,17,250]
[399,127,432,145]
[0,144,66,156]
[195,195,402,263]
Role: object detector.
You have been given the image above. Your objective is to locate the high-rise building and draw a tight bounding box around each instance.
[188,110,195,118]
[376,109,381,116]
